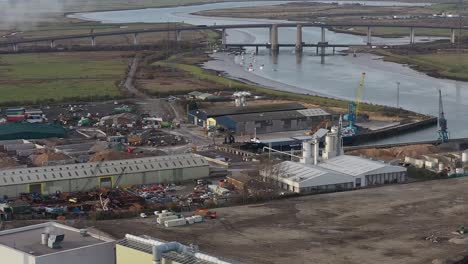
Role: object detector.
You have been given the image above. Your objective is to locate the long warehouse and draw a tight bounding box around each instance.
[0,154,209,198]
[262,155,407,193]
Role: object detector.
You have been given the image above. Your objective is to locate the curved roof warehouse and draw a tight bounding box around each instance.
[0,154,209,198]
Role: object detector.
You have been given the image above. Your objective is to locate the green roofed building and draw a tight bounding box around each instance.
[0,123,66,140]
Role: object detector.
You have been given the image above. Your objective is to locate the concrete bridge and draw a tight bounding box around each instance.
[0,23,461,52]
[224,43,363,55]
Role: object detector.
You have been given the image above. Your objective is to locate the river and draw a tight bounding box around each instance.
[71,1,468,144]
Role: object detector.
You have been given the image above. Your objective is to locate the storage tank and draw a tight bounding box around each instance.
[438,163,444,172]
[323,130,338,160]
[313,138,319,165]
[456,168,465,174]
[301,141,312,164]
[324,134,335,153]
[462,152,468,163]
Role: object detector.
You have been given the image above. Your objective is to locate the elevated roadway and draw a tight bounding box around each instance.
[0,22,461,52]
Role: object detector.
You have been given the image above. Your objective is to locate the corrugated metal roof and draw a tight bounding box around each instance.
[271,156,406,182]
[199,103,306,117]
[225,110,303,123]
[259,137,299,144]
[223,109,329,123]
[0,154,208,187]
[297,109,330,117]
[272,161,349,183]
[318,155,393,176]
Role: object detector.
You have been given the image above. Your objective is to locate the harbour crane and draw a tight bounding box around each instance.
[438,89,449,143]
[345,72,366,135]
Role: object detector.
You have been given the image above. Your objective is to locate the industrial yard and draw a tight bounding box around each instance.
[84,177,468,264]
[1,0,468,263]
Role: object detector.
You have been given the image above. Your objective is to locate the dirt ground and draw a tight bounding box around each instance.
[347,144,441,160]
[86,178,468,264]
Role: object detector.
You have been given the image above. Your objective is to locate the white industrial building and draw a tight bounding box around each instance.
[0,222,115,264]
[0,154,209,198]
[261,126,407,193]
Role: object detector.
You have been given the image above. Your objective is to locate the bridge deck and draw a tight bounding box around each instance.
[225,43,366,48]
[0,23,460,46]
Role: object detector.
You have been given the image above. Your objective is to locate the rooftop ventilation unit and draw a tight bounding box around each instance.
[48,234,65,249]
[79,229,88,237]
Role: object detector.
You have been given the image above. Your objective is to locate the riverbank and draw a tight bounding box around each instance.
[202,52,428,120]
[194,1,468,31]
[371,49,468,81]
[0,0,242,31]
[138,47,423,119]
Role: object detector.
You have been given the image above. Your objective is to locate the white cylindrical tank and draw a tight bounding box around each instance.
[325,135,334,153]
[301,141,313,164]
[234,98,240,107]
[303,141,311,158]
[240,96,247,107]
[438,163,444,172]
[313,140,319,165]
[462,152,468,163]
[41,233,49,245]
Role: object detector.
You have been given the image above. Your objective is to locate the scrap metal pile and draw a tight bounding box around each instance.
[0,188,146,220]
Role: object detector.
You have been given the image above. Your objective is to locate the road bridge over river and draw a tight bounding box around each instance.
[0,22,462,53]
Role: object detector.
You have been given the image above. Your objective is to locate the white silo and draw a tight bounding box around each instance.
[438,163,444,172]
[462,152,468,163]
[301,141,313,164]
[301,137,319,165]
[323,127,338,160]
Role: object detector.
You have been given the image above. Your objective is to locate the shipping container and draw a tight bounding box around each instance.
[192,215,203,223]
[164,218,186,227]
[157,215,178,224]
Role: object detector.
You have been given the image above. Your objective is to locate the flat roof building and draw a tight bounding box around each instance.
[117,234,236,264]
[0,222,115,264]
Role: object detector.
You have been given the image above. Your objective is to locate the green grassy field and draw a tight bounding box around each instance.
[0,52,129,104]
[378,50,468,80]
[429,3,468,11]
[333,26,462,38]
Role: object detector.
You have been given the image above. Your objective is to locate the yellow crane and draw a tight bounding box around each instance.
[355,72,366,115]
[346,72,366,134]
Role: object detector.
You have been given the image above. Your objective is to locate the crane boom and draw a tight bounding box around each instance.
[438,89,449,142]
[355,72,366,115]
[345,72,366,135]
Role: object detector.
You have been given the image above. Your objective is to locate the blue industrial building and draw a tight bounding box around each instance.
[188,103,306,128]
